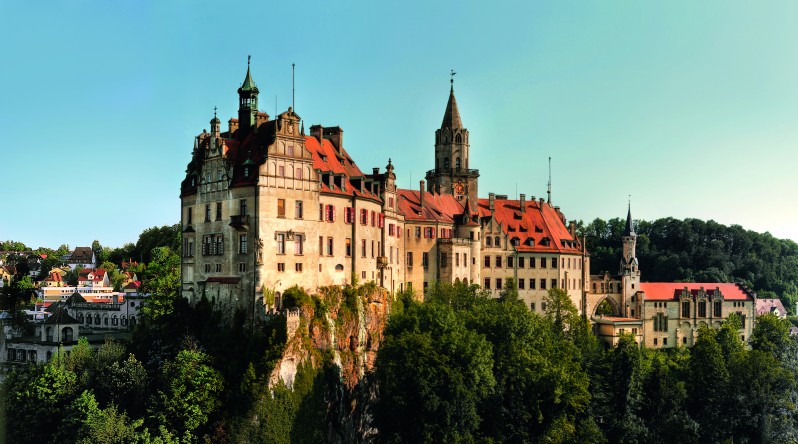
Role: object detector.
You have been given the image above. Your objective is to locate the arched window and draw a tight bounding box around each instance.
[494,236,501,246]
[62,327,74,343]
[86,314,92,325]
[275,292,282,310]
[94,314,100,325]
[46,327,53,342]
[486,237,492,247]
[121,315,127,326]
[455,134,462,144]
[444,158,450,169]
[112,315,118,326]
[77,313,84,323]
[455,157,461,169]
[103,315,109,326]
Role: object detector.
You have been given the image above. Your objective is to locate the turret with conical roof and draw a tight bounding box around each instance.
[426,74,479,212]
[620,202,638,275]
[237,56,260,137]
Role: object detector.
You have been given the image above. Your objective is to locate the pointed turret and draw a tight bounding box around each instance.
[237,56,260,137]
[623,203,636,236]
[441,86,463,129]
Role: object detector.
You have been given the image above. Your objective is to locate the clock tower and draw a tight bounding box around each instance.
[426,77,479,212]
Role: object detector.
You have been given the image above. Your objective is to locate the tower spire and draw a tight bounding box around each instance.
[441,71,462,129]
[624,198,636,236]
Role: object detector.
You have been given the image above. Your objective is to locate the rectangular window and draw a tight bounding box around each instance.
[496,278,502,290]
[239,263,246,272]
[276,233,285,254]
[278,165,285,176]
[239,199,248,216]
[278,263,285,272]
[440,254,448,268]
[495,256,502,268]
[296,263,303,272]
[371,211,376,226]
[531,302,536,311]
[541,258,546,269]
[682,300,690,318]
[455,253,460,267]
[361,209,368,225]
[530,279,536,289]
[215,263,221,272]
[484,278,490,290]
[507,256,514,268]
[319,236,323,254]
[327,237,334,256]
[484,256,490,267]
[518,257,525,268]
[407,252,413,266]
[389,224,395,236]
[541,279,547,289]
[663,338,667,346]
[346,238,352,257]
[187,207,192,225]
[239,235,248,254]
[518,279,525,289]
[378,213,384,228]
[415,227,421,238]
[277,199,286,218]
[552,279,557,289]
[389,196,394,208]
[319,204,324,221]
[714,301,722,317]
[204,263,210,273]
[698,300,707,317]
[422,252,429,267]
[551,257,557,268]
[294,234,304,255]
[216,202,222,220]
[530,257,536,268]
[325,205,335,222]
[371,241,375,258]
[295,201,303,219]
[361,239,367,257]
[390,246,394,264]
[205,204,211,222]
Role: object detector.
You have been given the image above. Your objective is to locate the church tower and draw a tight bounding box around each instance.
[426,76,479,211]
[237,56,259,137]
[620,203,641,317]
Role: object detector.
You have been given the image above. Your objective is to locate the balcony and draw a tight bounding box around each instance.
[230,215,249,229]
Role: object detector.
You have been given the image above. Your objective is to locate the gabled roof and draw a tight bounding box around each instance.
[397,189,464,223]
[304,135,382,201]
[65,291,87,304]
[45,306,79,324]
[756,298,787,316]
[478,198,583,254]
[639,282,752,301]
[70,247,94,262]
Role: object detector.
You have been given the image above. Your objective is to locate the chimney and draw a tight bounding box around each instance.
[228,118,239,135]
[569,221,576,237]
[323,126,343,153]
[372,167,380,176]
[489,192,495,214]
[419,180,425,209]
[310,124,324,143]
[520,194,526,213]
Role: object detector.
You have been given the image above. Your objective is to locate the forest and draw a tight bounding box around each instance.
[2,217,798,443]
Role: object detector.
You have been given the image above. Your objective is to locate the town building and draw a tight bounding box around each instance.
[180,61,587,321]
[588,206,756,347]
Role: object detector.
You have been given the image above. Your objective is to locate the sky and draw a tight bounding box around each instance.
[1,1,797,249]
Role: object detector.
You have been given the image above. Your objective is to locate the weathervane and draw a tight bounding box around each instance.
[248,55,251,67]
[213,106,217,119]
[450,69,456,87]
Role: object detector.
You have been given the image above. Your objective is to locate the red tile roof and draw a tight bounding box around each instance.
[639,282,752,301]
[304,136,382,201]
[78,268,107,282]
[477,198,583,254]
[397,189,464,223]
[756,298,787,316]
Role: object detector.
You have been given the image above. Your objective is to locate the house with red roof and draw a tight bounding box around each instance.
[78,268,110,288]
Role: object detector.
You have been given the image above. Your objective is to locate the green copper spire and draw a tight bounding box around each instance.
[239,55,259,93]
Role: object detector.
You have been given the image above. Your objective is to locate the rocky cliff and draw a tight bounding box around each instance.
[268,283,393,442]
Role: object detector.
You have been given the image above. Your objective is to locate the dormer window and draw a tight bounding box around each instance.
[244,167,250,178]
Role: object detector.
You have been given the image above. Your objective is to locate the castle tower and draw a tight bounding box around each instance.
[620,203,641,317]
[237,56,259,137]
[426,76,479,211]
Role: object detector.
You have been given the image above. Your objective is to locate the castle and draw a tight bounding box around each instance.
[180,61,755,347]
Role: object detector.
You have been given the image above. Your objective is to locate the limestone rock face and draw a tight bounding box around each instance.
[267,285,392,442]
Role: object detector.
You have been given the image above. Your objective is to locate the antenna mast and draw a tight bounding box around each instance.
[292,63,295,111]
[547,157,552,204]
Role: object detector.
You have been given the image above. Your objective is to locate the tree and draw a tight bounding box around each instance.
[751,312,792,356]
[687,328,730,442]
[543,287,579,335]
[150,348,224,436]
[374,302,495,443]
[140,247,181,322]
[498,277,520,303]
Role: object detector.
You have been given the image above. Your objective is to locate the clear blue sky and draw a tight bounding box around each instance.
[2,1,797,249]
